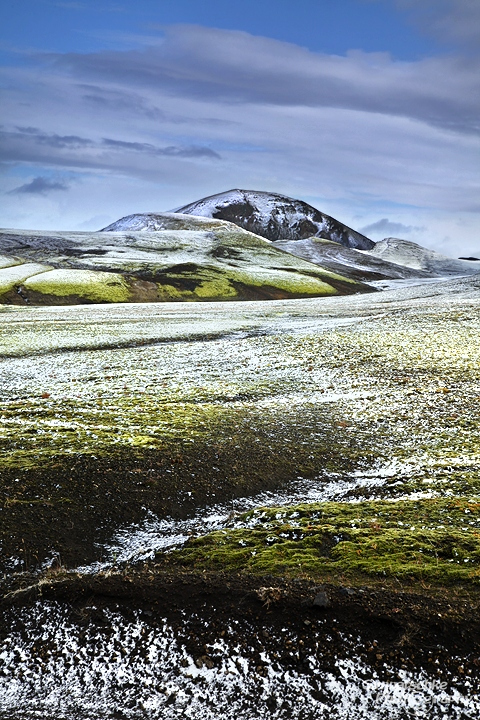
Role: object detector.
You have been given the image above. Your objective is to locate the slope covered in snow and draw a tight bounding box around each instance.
[272,237,432,283]
[370,237,480,275]
[174,189,374,250]
[0,215,372,305]
[101,212,231,233]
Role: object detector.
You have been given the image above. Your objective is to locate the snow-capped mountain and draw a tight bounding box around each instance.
[100,212,223,233]
[174,189,374,250]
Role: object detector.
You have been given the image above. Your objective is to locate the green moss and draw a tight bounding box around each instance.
[0,263,52,295]
[227,268,338,295]
[0,391,366,476]
[163,498,480,585]
[194,278,238,298]
[23,269,131,303]
[154,283,188,300]
[2,292,480,573]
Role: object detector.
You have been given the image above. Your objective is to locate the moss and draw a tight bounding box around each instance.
[23,269,131,303]
[153,283,187,301]
[0,263,52,295]
[0,396,367,570]
[1,294,479,572]
[163,498,480,585]
[226,268,338,296]
[0,390,366,473]
[0,226,368,305]
[194,278,238,299]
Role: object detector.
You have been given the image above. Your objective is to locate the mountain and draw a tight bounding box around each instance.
[369,238,480,276]
[174,189,374,250]
[272,237,432,283]
[0,214,373,305]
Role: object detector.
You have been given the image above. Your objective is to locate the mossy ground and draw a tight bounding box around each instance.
[162,497,480,586]
[1,287,479,587]
[0,225,367,304]
[23,268,132,303]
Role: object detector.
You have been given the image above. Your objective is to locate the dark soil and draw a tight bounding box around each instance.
[2,570,479,689]
[0,431,362,572]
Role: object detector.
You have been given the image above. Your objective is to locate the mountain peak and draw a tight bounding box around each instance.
[174,189,374,250]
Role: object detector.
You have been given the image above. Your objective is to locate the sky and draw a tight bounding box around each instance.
[0,0,479,255]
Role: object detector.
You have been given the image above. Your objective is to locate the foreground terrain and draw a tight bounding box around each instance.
[1,275,480,718]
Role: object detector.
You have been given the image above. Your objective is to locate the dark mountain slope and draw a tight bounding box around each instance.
[175,189,374,250]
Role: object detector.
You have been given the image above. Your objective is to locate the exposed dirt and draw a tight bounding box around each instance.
[0,428,361,572]
[2,570,479,687]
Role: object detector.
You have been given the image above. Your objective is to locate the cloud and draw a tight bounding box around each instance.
[392,0,480,49]
[0,127,220,169]
[8,176,70,195]
[15,127,91,148]
[359,218,425,236]
[49,24,480,135]
[101,138,220,159]
[80,85,165,121]
[1,24,479,255]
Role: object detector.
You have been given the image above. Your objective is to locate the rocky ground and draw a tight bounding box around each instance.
[1,274,480,718]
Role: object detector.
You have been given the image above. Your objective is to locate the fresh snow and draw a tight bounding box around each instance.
[370,237,480,275]
[1,602,478,720]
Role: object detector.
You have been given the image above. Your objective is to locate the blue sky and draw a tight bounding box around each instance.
[1,0,479,254]
[0,0,442,59]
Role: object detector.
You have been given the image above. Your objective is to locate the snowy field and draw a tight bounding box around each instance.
[1,274,480,718]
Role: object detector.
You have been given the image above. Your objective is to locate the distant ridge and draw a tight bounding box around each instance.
[369,238,480,276]
[175,189,374,250]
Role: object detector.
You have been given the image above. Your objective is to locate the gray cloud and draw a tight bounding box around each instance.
[102,138,220,159]
[0,127,220,170]
[15,127,91,148]
[359,218,425,236]
[392,0,480,49]
[79,85,166,121]
[49,25,480,135]
[8,176,70,195]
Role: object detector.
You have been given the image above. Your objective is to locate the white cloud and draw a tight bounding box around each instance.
[48,25,480,134]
